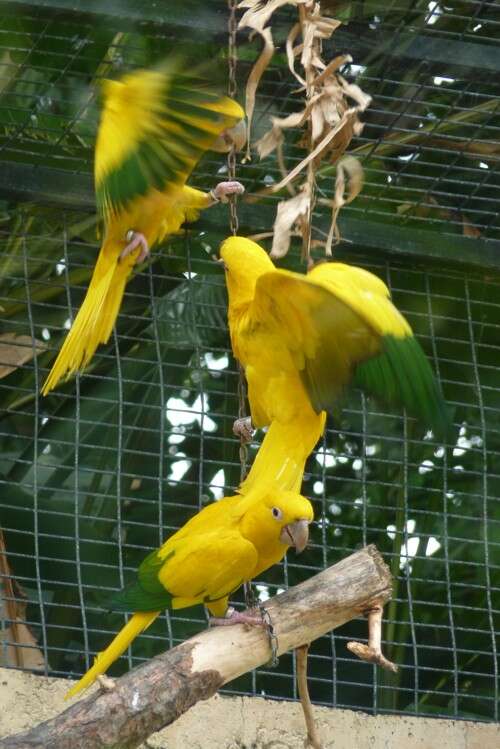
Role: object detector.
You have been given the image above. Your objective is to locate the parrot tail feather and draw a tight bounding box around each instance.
[41,244,132,396]
[239,411,326,495]
[65,610,159,699]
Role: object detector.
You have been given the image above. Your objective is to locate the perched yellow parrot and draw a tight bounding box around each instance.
[65,489,312,698]
[219,236,451,494]
[42,61,245,395]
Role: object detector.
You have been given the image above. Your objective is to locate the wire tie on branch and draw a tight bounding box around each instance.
[259,604,279,668]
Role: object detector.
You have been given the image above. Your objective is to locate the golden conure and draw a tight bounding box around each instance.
[219,236,451,495]
[42,60,244,395]
[66,489,312,699]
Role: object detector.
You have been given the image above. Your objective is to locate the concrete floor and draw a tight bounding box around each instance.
[0,667,498,748]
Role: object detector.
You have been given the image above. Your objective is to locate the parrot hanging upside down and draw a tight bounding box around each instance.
[219,236,452,495]
[65,489,313,699]
[41,60,245,396]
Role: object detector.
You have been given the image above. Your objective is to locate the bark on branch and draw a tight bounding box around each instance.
[0,544,392,749]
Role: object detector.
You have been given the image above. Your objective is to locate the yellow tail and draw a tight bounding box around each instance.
[65,610,159,699]
[42,243,133,395]
[239,411,326,495]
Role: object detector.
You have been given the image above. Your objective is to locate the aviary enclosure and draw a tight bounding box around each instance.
[0,0,498,731]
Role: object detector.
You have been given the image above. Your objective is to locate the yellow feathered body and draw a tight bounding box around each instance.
[42,62,243,395]
[220,236,451,493]
[65,489,313,698]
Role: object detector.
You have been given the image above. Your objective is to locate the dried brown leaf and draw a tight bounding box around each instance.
[238,0,296,33]
[270,109,360,192]
[256,107,312,159]
[286,22,306,86]
[270,185,311,258]
[313,54,352,86]
[338,75,372,111]
[325,156,364,255]
[0,333,46,379]
[240,0,370,258]
[243,27,275,161]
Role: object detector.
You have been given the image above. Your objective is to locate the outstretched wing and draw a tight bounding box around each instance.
[95,59,244,223]
[251,262,451,440]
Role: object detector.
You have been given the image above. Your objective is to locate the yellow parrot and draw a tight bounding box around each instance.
[42,60,245,395]
[219,236,451,495]
[65,488,312,698]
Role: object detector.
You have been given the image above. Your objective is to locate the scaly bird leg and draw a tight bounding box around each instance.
[120,230,150,264]
[209,605,264,628]
[209,180,245,204]
[233,416,254,443]
[347,604,398,672]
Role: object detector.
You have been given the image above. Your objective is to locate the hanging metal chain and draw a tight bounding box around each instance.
[227,0,239,237]
[227,2,260,628]
[227,0,248,484]
[237,363,249,481]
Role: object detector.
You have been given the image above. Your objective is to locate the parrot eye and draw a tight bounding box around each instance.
[272,507,283,521]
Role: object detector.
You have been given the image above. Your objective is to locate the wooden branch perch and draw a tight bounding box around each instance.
[0,545,392,749]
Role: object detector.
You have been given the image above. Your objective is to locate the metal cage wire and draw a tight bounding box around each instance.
[0,0,499,724]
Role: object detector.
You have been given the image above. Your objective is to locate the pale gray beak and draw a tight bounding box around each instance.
[280,519,310,554]
[211,120,247,153]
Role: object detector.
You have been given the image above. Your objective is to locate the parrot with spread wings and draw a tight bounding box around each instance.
[219,236,452,495]
[42,60,244,395]
[65,488,312,699]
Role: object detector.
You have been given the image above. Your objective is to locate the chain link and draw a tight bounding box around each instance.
[260,605,280,667]
[237,363,249,481]
[227,0,248,483]
[227,0,239,236]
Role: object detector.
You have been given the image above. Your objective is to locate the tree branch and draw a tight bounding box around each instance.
[0,544,393,749]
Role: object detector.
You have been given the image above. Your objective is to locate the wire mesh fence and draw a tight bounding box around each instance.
[0,0,499,725]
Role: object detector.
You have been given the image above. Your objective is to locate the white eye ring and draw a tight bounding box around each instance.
[272,507,283,520]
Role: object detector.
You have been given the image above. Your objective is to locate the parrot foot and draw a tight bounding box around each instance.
[210,606,265,628]
[233,416,254,443]
[347,604,398,673]
[210,181,245,204]
[97,674,116,692]
[120,231,150,264]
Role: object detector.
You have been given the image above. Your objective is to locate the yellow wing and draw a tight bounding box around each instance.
[95,59,244,223]
[250,268,381,413]
[306,262,410,338]
[249,266,450,438]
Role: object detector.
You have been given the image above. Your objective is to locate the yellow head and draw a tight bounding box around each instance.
[219,236,275,308]
[240,490,314,558]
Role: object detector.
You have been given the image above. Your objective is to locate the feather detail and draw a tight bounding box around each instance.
[354,334,453,441]
[65,611,159,699]
[95,61,244,222]
[239,411,326,495]
[41,240,132,395]
[108,580,173,613]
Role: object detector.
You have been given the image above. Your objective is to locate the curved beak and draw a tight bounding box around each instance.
[212,120,247,153]
[280,519,310,554]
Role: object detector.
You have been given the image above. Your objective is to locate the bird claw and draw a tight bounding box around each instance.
[210,181,245,204]
[97,674,116,692]
[209,606,265,628]
[120,231,150,264]
[233,416,254,443]
[347,605,398,673]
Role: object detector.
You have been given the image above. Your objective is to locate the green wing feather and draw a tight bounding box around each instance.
[354,334,453,441]
[252,269,452,440]
[109,548,174,612]
[95,59,243,222]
